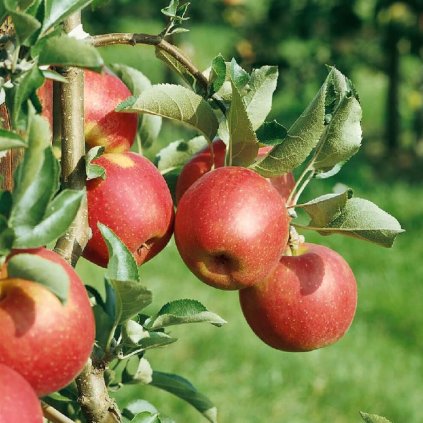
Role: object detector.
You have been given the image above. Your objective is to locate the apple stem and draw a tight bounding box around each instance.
[42,402,76,423]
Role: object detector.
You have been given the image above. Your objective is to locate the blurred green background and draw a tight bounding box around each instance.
[78,1,423,422]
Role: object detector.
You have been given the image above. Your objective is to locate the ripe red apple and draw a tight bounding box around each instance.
[239,243,357,352]
[38,69,138,152]
[84,152,175,267]
[0,248,95,396]
[0,363,43,423]
[175,140,295,203]
[174,166,290,290]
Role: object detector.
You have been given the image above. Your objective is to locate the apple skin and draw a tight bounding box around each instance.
[0,248,95,396]
[0,363,43,423]
[175,140,295,203]
[84,152,175,268]
[174,166,290,290]
[239,243,357,352]
[38,69,138,152]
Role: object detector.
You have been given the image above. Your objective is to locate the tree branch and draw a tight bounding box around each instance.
[42,402,76,423]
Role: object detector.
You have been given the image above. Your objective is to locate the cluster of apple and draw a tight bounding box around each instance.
[0,248,95,422]
[173,140,357,352]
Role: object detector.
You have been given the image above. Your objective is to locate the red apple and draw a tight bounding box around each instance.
[175,140,295,203]
[84,152,174,267]
[37,69,138,152]
[239,243,357,352]
[0,363,43,423]
[174,166,290,290]
[0,248,95,396]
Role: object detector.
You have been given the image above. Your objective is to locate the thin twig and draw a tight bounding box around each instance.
[42,402,75,423]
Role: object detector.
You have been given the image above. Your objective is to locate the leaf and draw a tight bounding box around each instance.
[0,191,13,219]
[0,216,14,256]
[110,64,162,149]
[123,399,158,419]
[256,120,287,146]
[360,412,393,423]
[155,136,207,173]
[108,279,152,325]
[296,197,404,248]
[313,69,362,170]
[8,10,41,44]
[99,224,139,282]
[244,65,278,130]
[37,35,103,70]
[209,54,226,95]
[41,68,68,83]
[150,371,218,423]
[116,84,218,142]
[0,129,27,150]
[7,253,69,302]
[297,189,353,227]
[13,189,84,248]
[229,58,250,91]
[122,320,176,350]
[86,146,105,180]
[228,81,259,166]
[145,299,226,330]
[42,0,94,32]
[131,412,161,423]
[253,70,328,177]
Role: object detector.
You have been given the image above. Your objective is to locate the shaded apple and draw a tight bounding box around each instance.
[175,140,295,203]
[239,243,357,352]
[0,248,95,396]
[0,363,43,423]
[84,152,174,267]
[37,69,138,152]
[175,166,290,290]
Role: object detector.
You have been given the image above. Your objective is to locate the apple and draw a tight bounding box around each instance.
[38,69,138,152]
[175,140,295,203]
[84,152,175,268]
[239,243,357,352]
[0,248,95,396]
[174,166,290,290]
[0,363,43,423]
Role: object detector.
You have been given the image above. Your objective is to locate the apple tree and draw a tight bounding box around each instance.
[0,1,404,422]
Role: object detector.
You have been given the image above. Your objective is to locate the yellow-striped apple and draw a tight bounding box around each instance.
[38,69,138,152]
[0,363,43,423]
[175,166,290,290]
[0,248,95,396]
[175,140,295,203]
[84,152,174,267]
[239,243,357,351]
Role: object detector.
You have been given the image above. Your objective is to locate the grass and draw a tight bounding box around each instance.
[76,165,423,423]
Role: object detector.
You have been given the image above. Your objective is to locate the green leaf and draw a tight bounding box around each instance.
[123,399,158,419]
[0,216,14,256]
[256,120,287,146]
[86,146,105,180]
[37,35,103,70]
[209,54,227,95]
[0,129,27,150]
[111,64,162,149]
[42,0,94,32]
[122,320,176,350]
[155,136,207,173]
[116,84,218,142]
[99,224,139,282]
[313,69,362,170]
[295,197,404,248]
[0,191,13,219]
[150,371,218,423]
[108,279,152,325]
[13,189,84,248]
[229,58,250,91]
[244,66,278,130]
[131,412,161,423]
[12,65,44,128]
[7,253,69,302]
[41,68,68,83]
[8,10,41,44]
[296,189,353,227]
[253,70,328,177]
[360,412,393,423]
[145,299,226,330]
[228,81,259,166]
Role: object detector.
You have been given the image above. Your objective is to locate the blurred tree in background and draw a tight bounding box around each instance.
[85,0,423,174]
